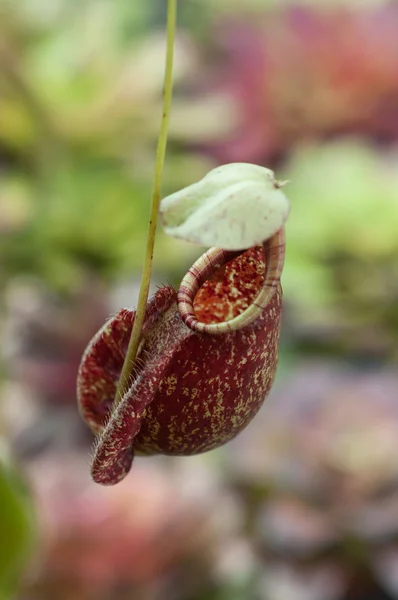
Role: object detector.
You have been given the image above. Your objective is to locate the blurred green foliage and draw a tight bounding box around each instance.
[0,0,215,293]
[0,461,34,598]
[282,141,398,357]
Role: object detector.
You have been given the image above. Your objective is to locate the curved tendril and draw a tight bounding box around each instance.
[113,0,177,410]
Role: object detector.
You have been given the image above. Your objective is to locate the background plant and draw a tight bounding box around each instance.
[1,0,398,599]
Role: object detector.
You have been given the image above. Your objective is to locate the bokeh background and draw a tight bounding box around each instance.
[1,0,398,598]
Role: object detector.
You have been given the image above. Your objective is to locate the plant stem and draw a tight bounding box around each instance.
[113,0,177,410]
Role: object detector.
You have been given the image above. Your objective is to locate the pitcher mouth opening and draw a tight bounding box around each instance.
[177,228,285,335]
[192,246,266,325]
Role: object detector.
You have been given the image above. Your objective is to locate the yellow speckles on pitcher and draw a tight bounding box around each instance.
[164,374,178,395]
